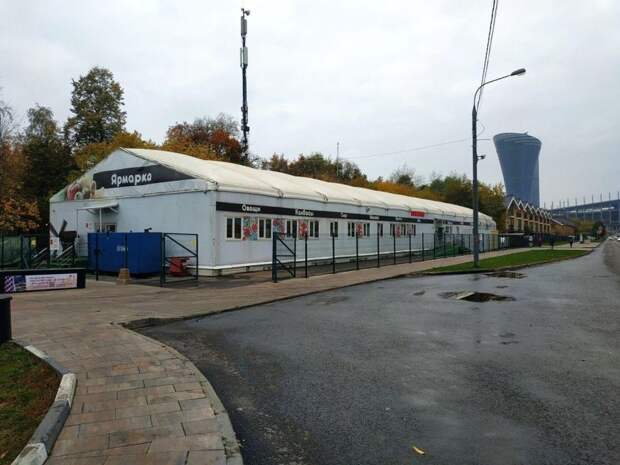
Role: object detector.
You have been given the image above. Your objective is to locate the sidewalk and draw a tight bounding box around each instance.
[11,248,528,465]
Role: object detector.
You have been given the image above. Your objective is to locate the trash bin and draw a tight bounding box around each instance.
[0,295,11,343]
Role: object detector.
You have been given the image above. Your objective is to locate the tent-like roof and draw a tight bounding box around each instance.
[124,148,494,223]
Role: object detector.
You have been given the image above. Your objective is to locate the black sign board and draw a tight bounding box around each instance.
[215,201,456,224]
[93,165,193,189]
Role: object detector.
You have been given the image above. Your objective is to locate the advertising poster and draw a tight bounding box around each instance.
[3,273,78,293]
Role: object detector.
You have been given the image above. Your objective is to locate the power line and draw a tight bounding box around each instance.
[341,137,470,161]
[476,0,499,110]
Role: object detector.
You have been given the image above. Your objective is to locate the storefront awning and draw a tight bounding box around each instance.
[77,201,119,214]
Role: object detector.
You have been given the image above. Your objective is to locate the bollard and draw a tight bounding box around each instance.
[0,295,12,343]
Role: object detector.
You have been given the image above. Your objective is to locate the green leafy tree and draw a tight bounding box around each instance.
[389,164,424,188]
[262,152,366,184]
[64,67,126,147]
[22,105,74,224]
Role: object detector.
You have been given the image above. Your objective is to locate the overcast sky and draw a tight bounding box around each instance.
[2,0,619,207]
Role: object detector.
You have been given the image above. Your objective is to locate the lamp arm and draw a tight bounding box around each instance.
[473,73,513,110]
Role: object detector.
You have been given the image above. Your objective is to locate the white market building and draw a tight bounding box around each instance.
[50,148,497,275]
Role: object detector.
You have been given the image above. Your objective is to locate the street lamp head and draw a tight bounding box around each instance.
[511,68,526,76]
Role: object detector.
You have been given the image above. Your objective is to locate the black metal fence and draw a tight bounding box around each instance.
[160,233,199,286]
[89,232,199,287]
[272,232,518,282]
[0,233,76,270]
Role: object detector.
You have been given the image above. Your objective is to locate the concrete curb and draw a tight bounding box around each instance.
[123,328,243,465]
[10,341,77,465]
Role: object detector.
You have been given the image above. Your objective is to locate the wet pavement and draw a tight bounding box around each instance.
[142,241,620,465]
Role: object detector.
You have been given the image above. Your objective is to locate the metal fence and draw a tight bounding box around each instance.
[0,233,77,270]
[272,232,515,282]
[89,232,198,287]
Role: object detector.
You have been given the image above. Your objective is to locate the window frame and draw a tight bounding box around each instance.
[226,216,243,240]
[258,218,272,240]
[330,221,339,238]
[347,222,356,238]
[309,220,320,238]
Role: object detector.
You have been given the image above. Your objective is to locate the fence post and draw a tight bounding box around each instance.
[377,232,380,268]
[293,234,297,278]
[421,233,425,261]
[355,234,359,270]
[1,232,4,269]
[305,234,308,278]
[332,233,336,274]
[393,233,396,265]
[433,234,436,259]
[443,235,446,258]
[195,233,199,280]
[124,233,128,269]
[272,232,277,283]
[71,239,75,266]
[47,234,51,267]
[453,234,457,257]
[160,233,166,287]
[20,235,24,269]
[95,233,100,281]
[408,233,412,263]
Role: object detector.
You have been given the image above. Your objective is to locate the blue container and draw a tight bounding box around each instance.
[88,232,161,274]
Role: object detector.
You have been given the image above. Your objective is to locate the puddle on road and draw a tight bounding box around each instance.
[486,271,526,279]
[440,291,515,302]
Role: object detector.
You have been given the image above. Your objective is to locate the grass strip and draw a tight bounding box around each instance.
[428,249,588,273]
[0,342,59,465]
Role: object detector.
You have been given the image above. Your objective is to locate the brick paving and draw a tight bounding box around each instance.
[11,248,529,465]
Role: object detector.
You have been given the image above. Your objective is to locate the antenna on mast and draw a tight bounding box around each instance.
[240,8,250,157]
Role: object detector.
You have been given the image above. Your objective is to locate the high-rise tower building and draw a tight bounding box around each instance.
[493,132,542,207]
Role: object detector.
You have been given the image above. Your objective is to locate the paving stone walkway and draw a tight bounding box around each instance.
[11,248,530,465]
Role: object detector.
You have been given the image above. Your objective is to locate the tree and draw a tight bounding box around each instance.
[0,94,16,145]
[389,164,424,188]
[71,130,157,177]
[478,182,507,231]
[163,114,256,166]
[64,67,126,147]
[262,152,367,185]
[0,142,40,232]
[21,105,74,223]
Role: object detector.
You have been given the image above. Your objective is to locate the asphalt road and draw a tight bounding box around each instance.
[142,242,620,465]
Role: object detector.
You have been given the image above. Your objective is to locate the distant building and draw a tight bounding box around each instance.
[494,133,542,207]
[505,196,551,234]
[550,218,577,237]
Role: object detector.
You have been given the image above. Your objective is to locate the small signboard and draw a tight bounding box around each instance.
[49,236,61,252]
[0,268,86,293]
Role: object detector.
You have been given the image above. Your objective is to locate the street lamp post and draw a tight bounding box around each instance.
[471,68,526,267]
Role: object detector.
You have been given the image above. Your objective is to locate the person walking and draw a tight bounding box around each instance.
[569,236,574,248]
[550,235,555,250]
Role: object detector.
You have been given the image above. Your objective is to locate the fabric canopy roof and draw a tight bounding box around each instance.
[124,148,494,223]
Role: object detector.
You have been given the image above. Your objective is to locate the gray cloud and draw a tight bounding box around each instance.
[1,0,618,206]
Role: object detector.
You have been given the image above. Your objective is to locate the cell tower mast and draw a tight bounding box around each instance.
[240,8,250,156]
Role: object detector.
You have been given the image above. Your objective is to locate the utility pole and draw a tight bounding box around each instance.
[240,8,250,157]
[336,142,340,178]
